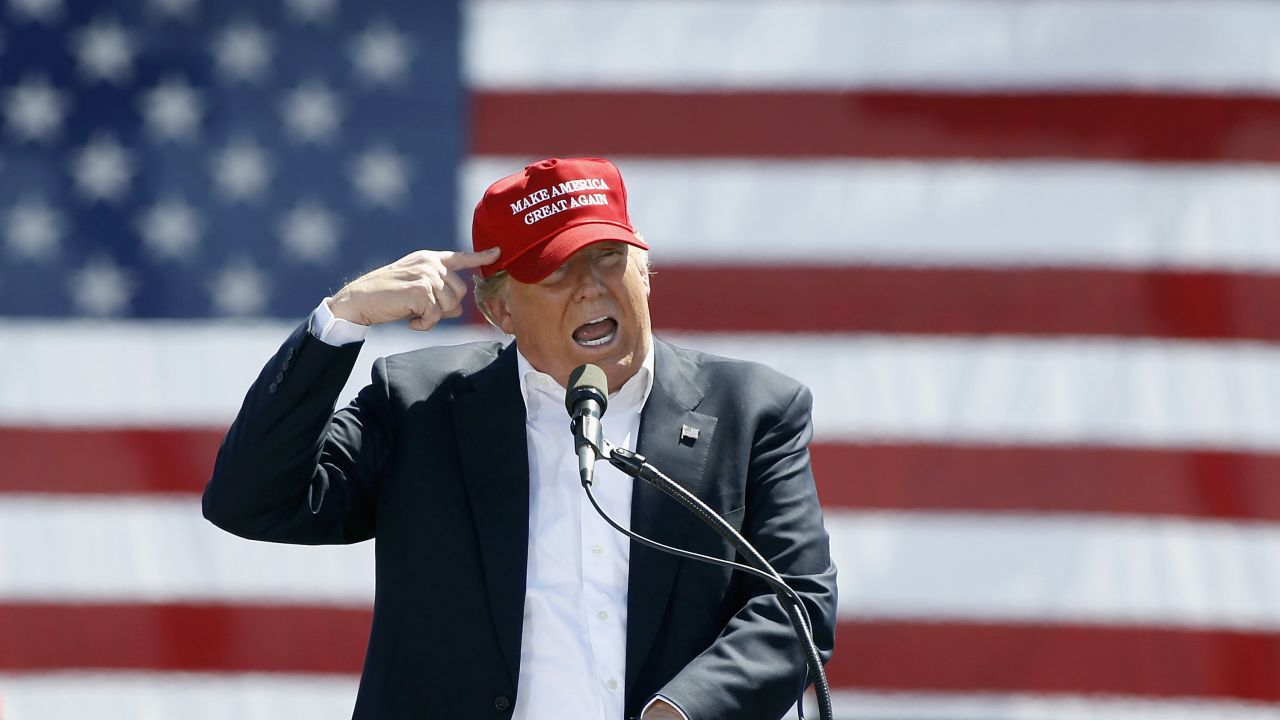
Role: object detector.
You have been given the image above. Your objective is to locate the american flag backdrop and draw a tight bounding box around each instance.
[3,1,1280,718]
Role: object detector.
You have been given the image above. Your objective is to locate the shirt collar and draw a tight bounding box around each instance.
[516,340,655,418]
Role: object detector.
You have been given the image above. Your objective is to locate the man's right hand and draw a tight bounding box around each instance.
[328,247,501,331]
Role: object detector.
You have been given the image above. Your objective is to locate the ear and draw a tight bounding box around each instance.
[635,252,651,296]
[485,296,516,335]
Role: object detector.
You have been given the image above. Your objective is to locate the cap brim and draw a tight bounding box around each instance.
[503,222,649,283]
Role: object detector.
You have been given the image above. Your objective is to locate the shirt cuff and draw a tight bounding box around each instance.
[642,695,690,720]
[310,298,370,346]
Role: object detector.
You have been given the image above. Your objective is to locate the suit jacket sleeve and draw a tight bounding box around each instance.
[657,384,838,720]
[203,321,393,545]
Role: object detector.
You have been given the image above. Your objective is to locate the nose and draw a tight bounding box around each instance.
[570,258,605,301]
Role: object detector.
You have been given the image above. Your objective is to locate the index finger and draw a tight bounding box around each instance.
[440,247,501,271]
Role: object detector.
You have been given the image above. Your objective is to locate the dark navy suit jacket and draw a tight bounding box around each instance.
[203,324,837,719]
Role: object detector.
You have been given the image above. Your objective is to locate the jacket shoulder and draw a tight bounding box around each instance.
[376,340,509,395]
[660,339,808,411]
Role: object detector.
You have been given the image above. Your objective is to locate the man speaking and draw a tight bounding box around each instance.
[203,157,837,719]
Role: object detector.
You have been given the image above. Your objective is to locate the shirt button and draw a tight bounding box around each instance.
[597,610,608,621]
[606,679,619,691]
[591,545,603,557]
[494,695,511,710]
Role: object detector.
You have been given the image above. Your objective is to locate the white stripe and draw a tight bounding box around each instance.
[0,673,356,720]
[9,497,1280,631]
[462,158,1280,271]
[5,677,1277,720]
[825,691,1280,720]
[828,511,1280,629]
[4,678,1277,720]
[0,495,373,604]
[466,0,1280,92]
[5,322,1280,451]
[0,319,499,426]
[674,333,1280,451]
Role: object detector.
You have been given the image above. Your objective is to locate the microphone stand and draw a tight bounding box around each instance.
[574,425,834,720]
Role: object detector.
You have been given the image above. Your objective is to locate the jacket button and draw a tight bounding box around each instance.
[493,695,510,711]
[268,382,278,394]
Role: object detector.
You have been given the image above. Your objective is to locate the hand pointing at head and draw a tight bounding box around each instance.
[327,247,501,331]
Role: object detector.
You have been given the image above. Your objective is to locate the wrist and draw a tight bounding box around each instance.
[642,697,687,720]
[327,292,369,326]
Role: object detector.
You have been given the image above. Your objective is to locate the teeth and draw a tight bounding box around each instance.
[576,329,616,347]
[586,316,609,324]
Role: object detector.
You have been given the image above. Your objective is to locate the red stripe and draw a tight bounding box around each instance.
[811,444,1280,522]
[7,428,1280,523]
[646,265,1280,339]
[0,427,220,494]
[828,620,1280,702]
[472,91,1280,162]
[6,603,1280,703]
[0,603,369,674]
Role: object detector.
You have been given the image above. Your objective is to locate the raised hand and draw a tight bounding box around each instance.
[327,247,501,331]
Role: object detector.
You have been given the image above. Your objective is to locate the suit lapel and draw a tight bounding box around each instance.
[626,340,718,690]
[452,343,529,688]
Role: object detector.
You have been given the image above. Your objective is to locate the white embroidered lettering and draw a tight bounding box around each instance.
[511,180,611,220]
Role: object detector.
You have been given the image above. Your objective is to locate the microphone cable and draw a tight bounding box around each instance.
[566,363,831,719]
[581,456,832,720]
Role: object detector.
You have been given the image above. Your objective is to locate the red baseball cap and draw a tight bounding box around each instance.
[472,157,649,283]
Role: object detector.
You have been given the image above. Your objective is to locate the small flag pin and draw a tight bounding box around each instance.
[680,425,699,446]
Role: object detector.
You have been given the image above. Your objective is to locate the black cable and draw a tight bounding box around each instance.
[583,448,833,720]
[604,446,833,720]
[580,480,818,642]
[582,480,824,720]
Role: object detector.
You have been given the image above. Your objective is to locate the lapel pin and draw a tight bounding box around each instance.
[679,425,699,446]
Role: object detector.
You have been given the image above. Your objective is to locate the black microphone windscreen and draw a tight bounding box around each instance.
[566,364,609,416]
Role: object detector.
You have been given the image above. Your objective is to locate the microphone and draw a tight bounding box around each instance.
[566,364,608,487]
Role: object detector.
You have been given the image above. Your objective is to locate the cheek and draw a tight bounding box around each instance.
[515,295,571,341]
[629,275,651,307]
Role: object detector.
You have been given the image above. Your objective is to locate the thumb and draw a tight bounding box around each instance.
[407,315,436,332]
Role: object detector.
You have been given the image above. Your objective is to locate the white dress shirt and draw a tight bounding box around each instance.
[511,346,650,719]
[310,300,688,719]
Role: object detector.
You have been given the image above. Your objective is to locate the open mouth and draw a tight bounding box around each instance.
[573,316,618,347]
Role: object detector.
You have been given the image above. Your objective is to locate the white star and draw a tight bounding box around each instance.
[4,75,70,143]
[70,133,135,203]
[70,256,136,316]
[4,197,63,262]
[148,0,197,21]
[283,0,337,24]
[211,137,272,202]
[73,17,135,84]
[351,145,410,209]
[209,257,269,315]
[138,196,203,261]
[349,22,412,85]
[9,0,63,24]
[211,22,272,83]
[278,200,340,263]
[140,76,204,141]
[280,80,342,144]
